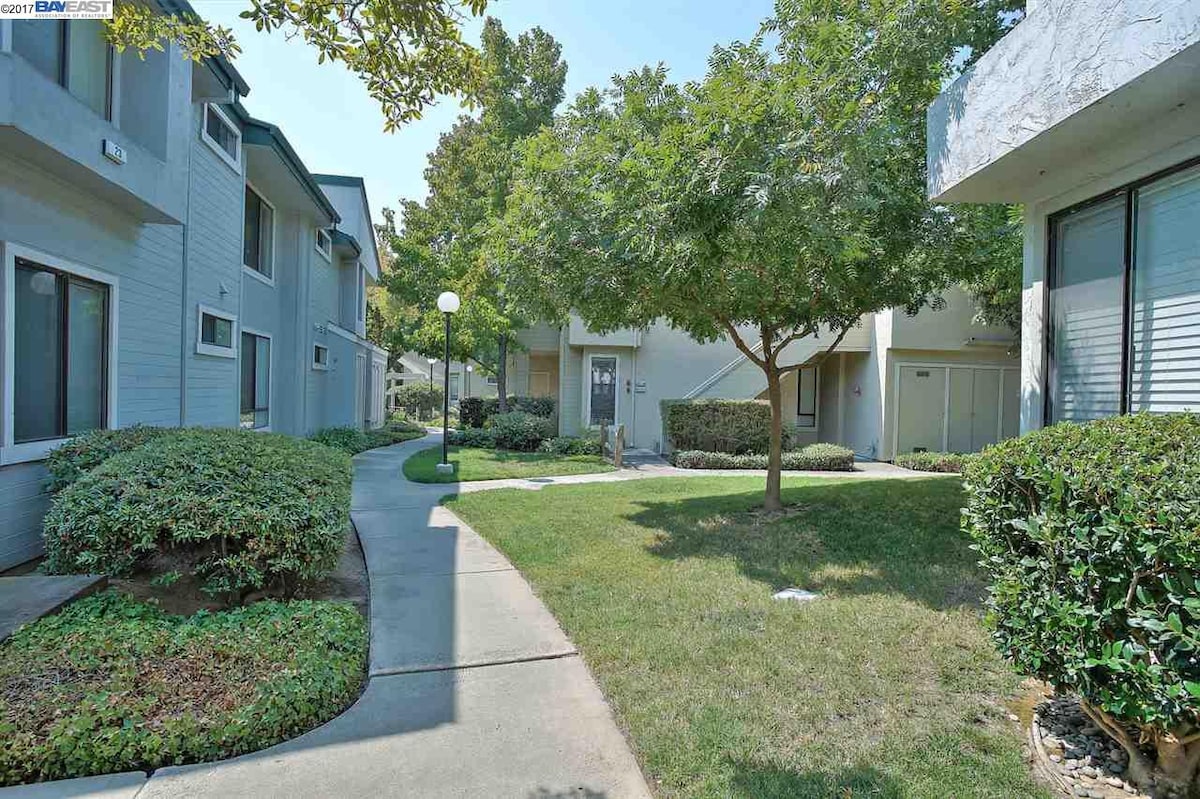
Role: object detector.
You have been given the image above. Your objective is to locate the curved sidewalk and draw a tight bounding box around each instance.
[3,434,650,799]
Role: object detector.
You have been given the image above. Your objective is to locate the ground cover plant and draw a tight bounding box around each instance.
[894,451,969,473]
[964,413,1200,796]
[0,592,366,786]
[403,444,611,483]
[448,475,1048,798]
[671,444,854,471]
[43,428,351,602]
[310,421,425,454]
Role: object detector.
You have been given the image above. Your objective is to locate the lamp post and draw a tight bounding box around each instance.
[435,291,460,474]
[427,357,436,387]
[466,364,473,398]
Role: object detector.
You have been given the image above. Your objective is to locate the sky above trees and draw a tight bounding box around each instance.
[192,0,774,222]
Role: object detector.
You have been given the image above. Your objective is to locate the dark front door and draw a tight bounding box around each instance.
[589,356,617,426]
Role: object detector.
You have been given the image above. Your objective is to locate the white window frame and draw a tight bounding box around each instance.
[0,241,119,465]
[196,303,237,359]
[795,365,820,430]
[485,375,498,386]
[239,326,273,432]
[312,342,330,371]
[242,182,276,287]
[200,103,241,173]
[314,228,332,262]
[583,352,620,429]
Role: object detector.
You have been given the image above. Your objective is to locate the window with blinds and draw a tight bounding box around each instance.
[1130,166,1200,413]
[1048,161,1200,422]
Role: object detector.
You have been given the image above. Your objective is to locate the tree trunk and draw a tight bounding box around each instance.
[764,360,784,512]
[1150,735,1200,797]
[497,333,509,413]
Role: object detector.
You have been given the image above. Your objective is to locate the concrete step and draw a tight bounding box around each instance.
[0,574,108,640]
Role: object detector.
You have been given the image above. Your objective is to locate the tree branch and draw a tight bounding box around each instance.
[777,324,852,374]
[1080,700,1150,772]
[722,320,765,369]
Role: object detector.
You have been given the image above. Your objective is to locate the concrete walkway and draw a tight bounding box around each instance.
[2,433,651,799]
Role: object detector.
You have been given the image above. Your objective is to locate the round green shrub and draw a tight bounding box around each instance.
[963,413,1200,791]
[490,411,556,451]
[43,428,352,599]
[45,425,170,492]
[539,435,601,456]
[393,383,443,420]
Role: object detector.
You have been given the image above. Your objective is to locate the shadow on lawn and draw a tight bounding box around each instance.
[632,477,983,610]
[728,758,905,799]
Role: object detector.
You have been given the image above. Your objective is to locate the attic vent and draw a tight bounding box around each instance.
[916,370,931,377]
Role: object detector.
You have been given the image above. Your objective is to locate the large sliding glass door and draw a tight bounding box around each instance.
[1047,161,1200,422]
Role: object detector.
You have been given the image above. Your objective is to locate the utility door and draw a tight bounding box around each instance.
[896,366,947,454]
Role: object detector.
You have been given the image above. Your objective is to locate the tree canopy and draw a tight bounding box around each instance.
[502,0,1023,509]
[376,17,567,405]
[107,0,489,129]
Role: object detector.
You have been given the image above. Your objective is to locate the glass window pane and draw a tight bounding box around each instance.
[12,20,63,84]
[67,20,109,118]
[66,279,107,435]
[1130,165,1200,413]
[589,357,617,425]
[796,367,817,427]
[1049,196,1127,423]
[240,331,256,422]
[14,263,63,443]
[201,314,232,348]
[244,188,262,271]
[205,107,238,160]
[255,335,270,427]
[258,201,273,278]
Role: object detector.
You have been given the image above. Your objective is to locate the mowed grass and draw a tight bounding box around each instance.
[448,476,1048,799]
[403,445,613,483]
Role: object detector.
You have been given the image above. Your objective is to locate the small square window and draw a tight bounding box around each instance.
[202,104,240,170]
[313,343,329,370]
[486,375,498,386]
[315,229,332,261]
[197,305,237,358]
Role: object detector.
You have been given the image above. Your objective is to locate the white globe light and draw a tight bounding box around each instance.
[437,291,461,314]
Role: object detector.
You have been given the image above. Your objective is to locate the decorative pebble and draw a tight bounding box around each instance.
[1032,694,1152,799]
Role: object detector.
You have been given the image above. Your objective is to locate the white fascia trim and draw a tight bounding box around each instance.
[196,303,238,359]
[0,241,120,465]
[200,103,242,174]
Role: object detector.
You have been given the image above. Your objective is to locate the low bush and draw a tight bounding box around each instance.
[393,383,443,420]
[671,443,854,471]
[460,396,557,429]
[448,427,498,448]
[0,592,366,786]
[310,421,425,454]
[894,451,969,473]
[43,428,352,600]
[539,435,601,456]
[662,399,772,454]
[963,413,1200,793]
[45,425,169,492]
[490,411,556,452]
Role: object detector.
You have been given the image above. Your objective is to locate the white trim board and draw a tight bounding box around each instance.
[0,241,120,465]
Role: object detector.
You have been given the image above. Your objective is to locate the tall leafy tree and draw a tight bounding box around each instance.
[505,0,1022,510]
[107,0,488,129]
[379,18,566,408]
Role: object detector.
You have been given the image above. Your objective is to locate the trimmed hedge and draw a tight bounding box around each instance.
[894,451,969,473]
[662,399,772,454]
[45,425,169,492]
[490,411,557,452]
[448,427,497,448]
[43,428,352,599]
[309,421,425,454]
[393,383,443,420]
[962,413,1200,772]
[0,592,366,786]
[460,396,556,429]
[671,443,854,471]
[539,435,602,456]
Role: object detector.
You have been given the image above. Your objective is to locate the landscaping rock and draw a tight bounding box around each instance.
[772,588,821,603]
[1030,694,1151,799]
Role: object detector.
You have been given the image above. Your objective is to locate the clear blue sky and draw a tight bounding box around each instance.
[192,0,775,222]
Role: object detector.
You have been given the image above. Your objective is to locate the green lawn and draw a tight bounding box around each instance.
[403,445,614,483]
[448,476,1048,799]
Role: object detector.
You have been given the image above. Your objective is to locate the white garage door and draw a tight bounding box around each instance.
[896,364,1019,455]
